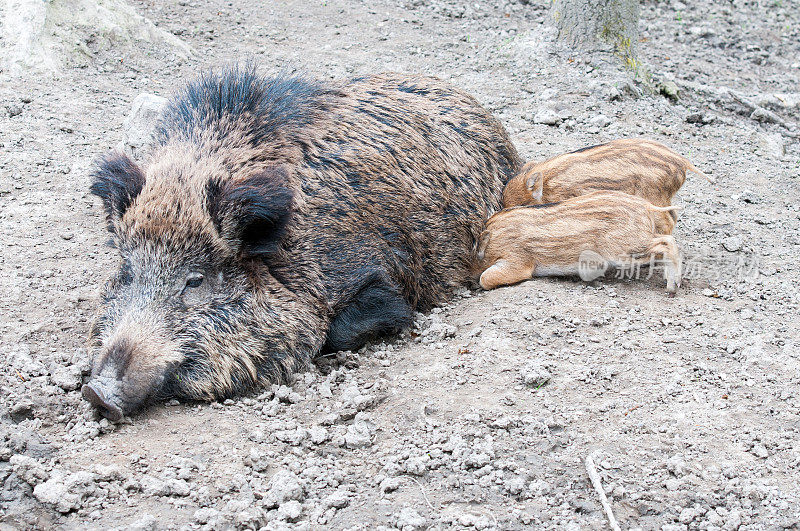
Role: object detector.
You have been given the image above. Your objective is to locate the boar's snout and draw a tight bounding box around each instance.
[83,335,176,421]
[82,380,124,422]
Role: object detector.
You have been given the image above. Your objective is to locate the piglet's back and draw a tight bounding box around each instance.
[503,138,708,208]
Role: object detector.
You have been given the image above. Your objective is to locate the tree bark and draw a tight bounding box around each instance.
[550,0,640,67]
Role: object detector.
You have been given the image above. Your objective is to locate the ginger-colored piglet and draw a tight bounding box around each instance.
[502,138,712,209]
[478,191,683,294]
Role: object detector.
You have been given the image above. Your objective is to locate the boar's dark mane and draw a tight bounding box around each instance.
[156,63,332,149]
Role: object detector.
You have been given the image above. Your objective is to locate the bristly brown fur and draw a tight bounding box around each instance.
[86,64,522,416]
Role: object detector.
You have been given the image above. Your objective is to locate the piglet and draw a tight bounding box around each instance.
[502,138,712,211]
[478,191,683,294]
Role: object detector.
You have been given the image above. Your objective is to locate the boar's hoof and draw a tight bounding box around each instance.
[82,383,123,422]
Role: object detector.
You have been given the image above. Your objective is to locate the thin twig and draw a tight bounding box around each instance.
[585,452,621,531]
[405,477,435,510]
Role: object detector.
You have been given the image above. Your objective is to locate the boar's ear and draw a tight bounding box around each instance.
[525,172,543,202]
[90,152,146,229]
[207,166,294,258]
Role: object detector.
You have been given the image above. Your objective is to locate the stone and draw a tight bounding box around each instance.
[722,235,743,252]
[522,364,551,388]
[278,500,303,521]
[533,107,561,125]
[660,80,680,101]
[380,477,402,493]
[118,93,168,162]
[10,454,49,486]
[2,0,193,74]
[750,107,782,124]
[323,489,350,509]
[588,114,611,128]
[193,507,221,524]
[308,425,329,444]
[753,132,786,159]
[686,111,713,124]
[128,514,158,531]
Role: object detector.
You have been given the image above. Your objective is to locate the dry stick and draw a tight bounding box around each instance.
[405,477,435,510]
[585,452,621,531]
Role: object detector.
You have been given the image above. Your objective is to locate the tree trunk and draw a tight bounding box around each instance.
[550,0,640,67]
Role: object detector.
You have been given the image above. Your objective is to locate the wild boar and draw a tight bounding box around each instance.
[83,64,522,421]
[502,138,712,212]
[478,191,682,294]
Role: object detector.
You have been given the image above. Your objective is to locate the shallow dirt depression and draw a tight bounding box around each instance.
[1,0,799,529]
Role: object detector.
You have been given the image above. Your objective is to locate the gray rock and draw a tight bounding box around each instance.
[534,107,561,125]
[588,114,611,128]
[753,131,786,159]
[193,507,221,524]
[274,385,293,402]
[117,93,168,163]
[10,400,35,423]
[380,477,402,493]
[9,345,46,377]
[722,235,743,252]
[660,80,680,101]
[6,104,23,117]
[323,489,350,509]
[465,452,491,469]
[750,106,783,124]
[750,443,768,459]
[403,455,430,476]
[274,427,309,446]
[91,464,125,482]
[128,514,158,531]
[141,476,190,497]
[308,425,329,444]
[522,364,551,388]
[686,111,714,124]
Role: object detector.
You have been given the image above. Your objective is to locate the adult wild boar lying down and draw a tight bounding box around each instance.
[83,65,521,420]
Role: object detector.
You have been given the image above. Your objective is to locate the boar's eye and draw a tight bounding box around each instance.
[185,272,204,289]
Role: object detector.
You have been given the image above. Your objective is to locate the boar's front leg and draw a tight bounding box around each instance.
[479,259,536,290]
[324,269,414,352]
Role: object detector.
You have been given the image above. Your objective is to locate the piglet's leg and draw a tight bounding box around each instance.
[479,259,536,290]
[647,236,682,295]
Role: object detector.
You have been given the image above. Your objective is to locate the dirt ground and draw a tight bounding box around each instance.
[1,0,799,529]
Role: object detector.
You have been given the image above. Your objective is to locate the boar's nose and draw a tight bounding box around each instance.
[82,382,123,422]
